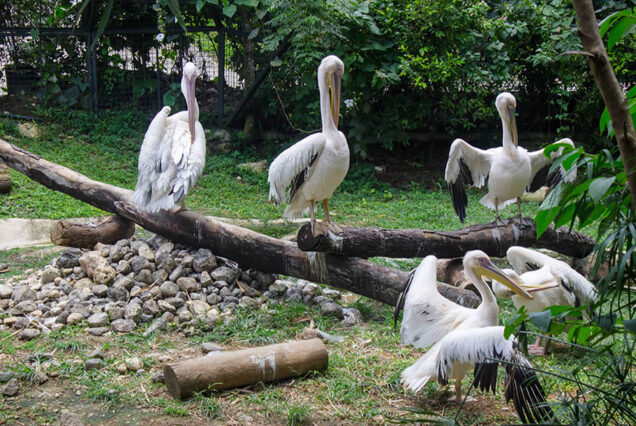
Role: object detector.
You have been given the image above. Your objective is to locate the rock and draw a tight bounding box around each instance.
[201,342,223,353]
[206,294,221,305]
[86,312,109,327]
[19,328,41,340]
[237,159,268,173]
[156,252,177,273]
[12,286,36,302]
[143,317,167,337]
[1,378,19,397]
[0,372,15,383]
[177,277,197,293]
[177,309,193,323]
[0,285,12,299]
[157,300,176,314]
[84,358,103,370]
[342,308,363,326]
[66,312,84,325]
[18,122,41,138]
[111,319,136,333]
[86,327,109,336]
[320,302,344,319]
[116,260,131,275]
[130,256,151,274]
[125,357,143,371]
[285,287,303,302]
[322,288,341,300]
[79,251,105,276]
[74,278,94,290]
[137,245,156,262]
[151,371,164,383]
[13,300,37,315]
[200,271,213,287]
[94,263,116,285]
[142,299,160,316]
[211,266,239,283]
[108,286,129,302]
[113,276,135,290]
[269,280,289,297]
[187,300,210,317]
[105,303,125,320]
[56,248,82,269]
[160,281,179,298]
[116,363,128,374]
[136,269,153,285]
[192,249,216,273]
[92,285,108,297]
[168,265,185,282]
[125,303,142,320]
[41,267,61,284]
[152,269,168,284]
[60,411,84,426]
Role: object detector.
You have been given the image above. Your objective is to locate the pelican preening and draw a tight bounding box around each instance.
[445,92,577,223]
[133,62,206,213]
[491,246,597,355]
[268,55,349,235]
[394,252,553,423]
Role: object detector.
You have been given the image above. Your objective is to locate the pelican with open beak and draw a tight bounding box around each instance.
[268,55,349,235]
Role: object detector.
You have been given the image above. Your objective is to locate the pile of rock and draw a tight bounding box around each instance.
[0,235,359,340]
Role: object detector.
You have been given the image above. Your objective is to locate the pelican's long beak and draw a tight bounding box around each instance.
[330,72,341,128]
[187,74,197,144]
[507,106,518,147]
[521,282,560,293]
[476,261,533,299]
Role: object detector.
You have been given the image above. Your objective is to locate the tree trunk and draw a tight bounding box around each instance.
[0,138,480,308]
[50,215,135,248]
[163,338,328,399]
[297,220,595,259]
[572,0,636,207]
[0,159,11,193]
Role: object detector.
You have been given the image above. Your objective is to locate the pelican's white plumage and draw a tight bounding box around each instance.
[133,62,206,213]
[268,55,349,233]
[395,252,552,423]
[492,246,597,354]
[445,92,576,222]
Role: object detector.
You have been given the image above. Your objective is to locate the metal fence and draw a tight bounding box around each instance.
[0,25,244,125]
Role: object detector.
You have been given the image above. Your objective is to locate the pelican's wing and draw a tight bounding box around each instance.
[506,246,553,274]
[444,138,494,222]
[133,106,171,206]
[436,326,553,424]
[268,133,326,206]
[170,121,206,205]
[398,256,474,348]
[528,138,577,192]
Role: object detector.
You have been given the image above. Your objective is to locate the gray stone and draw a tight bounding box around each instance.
[87,327,109,336]
[125,357,143,371]
[113,276,134,291]
[285,287,303,302]
[108,286,129,302]
[169,265,185,282]
[111,319,136,333]
[180,255,194,268]
[125,303,142,320]
[162,312,175,323]
[320,302,344,319]
[109,245,126,262]
[211,266,239,283]
[200,271,212,287]
[130,256,151,273]
[59,410,84,426]
[66,312,84,325]
[93,263,116,285]
[193,249,216,273]
[341,308,363,326]
[84,358,103,370]
[269,281,288,297]
[116,260,131,275]
[136,269,153,285]
[0,372,15,383]
[157,300,176,314]
[151,371,164,383]
[56,248,82,269]
[160,281,179,298]
[322,288,341,299]
[187,300,210,317]
[19,328,41,340]
[152,269,168,284]
[164,297,185,309]
[201,342,223,353]
[105,303,125,320]
[0,285,12,299]
[137,244,155,262]
[177,277,197,293]
[206,294,220,305]
[1,378,19,397]
[156,252,177,273]
[92,285,108,297]
[13,300,37,315]
[156,242,174,256]
[252,271,277,289]
[74,278,93,290]
[239,296,257,308]
[142,299,160,316]
[143,317,167,337]
[302,282,321,296]
[41,267,61,284]
[214,280,229,289]
[219,287,231,298]
[87,312,109,327]
[177,309,193,323]
[12,286,36,302]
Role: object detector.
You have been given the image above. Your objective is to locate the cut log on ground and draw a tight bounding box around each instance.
[0,138,479,308]
[50,216,135,248]
[0,160,10,193]
[296,219,594,259]
[164,338,328,399]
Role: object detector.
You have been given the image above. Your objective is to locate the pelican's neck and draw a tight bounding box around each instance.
[501,114,516,153]
[183,85,199,122]
[465,267,499,325]
[318,69,337,134]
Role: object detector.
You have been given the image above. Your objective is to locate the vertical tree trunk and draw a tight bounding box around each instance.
[572,0,636,206]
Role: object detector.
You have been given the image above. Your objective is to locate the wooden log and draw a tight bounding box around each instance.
[296,218,595,259]
[0,160,10,193]
[164,338,328,399]
[50,215,135,248]
[0,138,480,308]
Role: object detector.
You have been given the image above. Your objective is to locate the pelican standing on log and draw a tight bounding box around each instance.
[268,55,349,235]
[394,251,553,424]
[491,246,597,355]
[133,62,206,213]
[445,92,576,223]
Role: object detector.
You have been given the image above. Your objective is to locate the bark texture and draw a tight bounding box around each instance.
[297,219,595,259]
[50,216,135,248]
[572,0,636,206]
[0,138,480,308]
[164,338,328,399]
[0,159,11,193]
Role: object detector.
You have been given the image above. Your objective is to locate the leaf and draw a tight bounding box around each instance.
[529,310,551,333]
[599,106,611,135]
[235,0,259,6]
[589,176,616,203]
[196,0,205,13]
[165,0,188,32]
[608,15,636,49]
[624,319,636,333]
[270,57,282,67]
[223,4,237,17]
[90,0,114,50]
[163,92,176,107]
[248,28,259,39]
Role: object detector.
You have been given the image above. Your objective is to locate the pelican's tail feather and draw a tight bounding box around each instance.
[479,194,516,210]
[401,344,440,393]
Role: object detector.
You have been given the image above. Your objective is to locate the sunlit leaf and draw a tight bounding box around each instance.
[589,176,616,203]
[608,15,636,49]
[223,4,237,17]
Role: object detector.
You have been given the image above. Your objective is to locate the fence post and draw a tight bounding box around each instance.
[217,28,225,126]
[86,31,98,116]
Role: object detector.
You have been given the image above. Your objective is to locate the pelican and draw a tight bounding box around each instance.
[394,252,553,423]
[491,246,597,355]
[268,55,349,235]
[445,92,576,223]
[133,62,206,213]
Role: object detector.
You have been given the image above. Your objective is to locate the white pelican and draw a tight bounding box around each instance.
[268,55,349,235]
[133,62,206,213]
[491,246,597,355]
[394,252,553,423]
[445,92,576,223]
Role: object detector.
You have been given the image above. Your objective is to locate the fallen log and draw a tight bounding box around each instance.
[296,219,595,259]
[0,160,10,193]
[0,138,479,308]
[50,215,135,248]
[164,338,328,399]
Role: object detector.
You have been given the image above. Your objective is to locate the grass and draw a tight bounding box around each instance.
[0,108,605,424]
